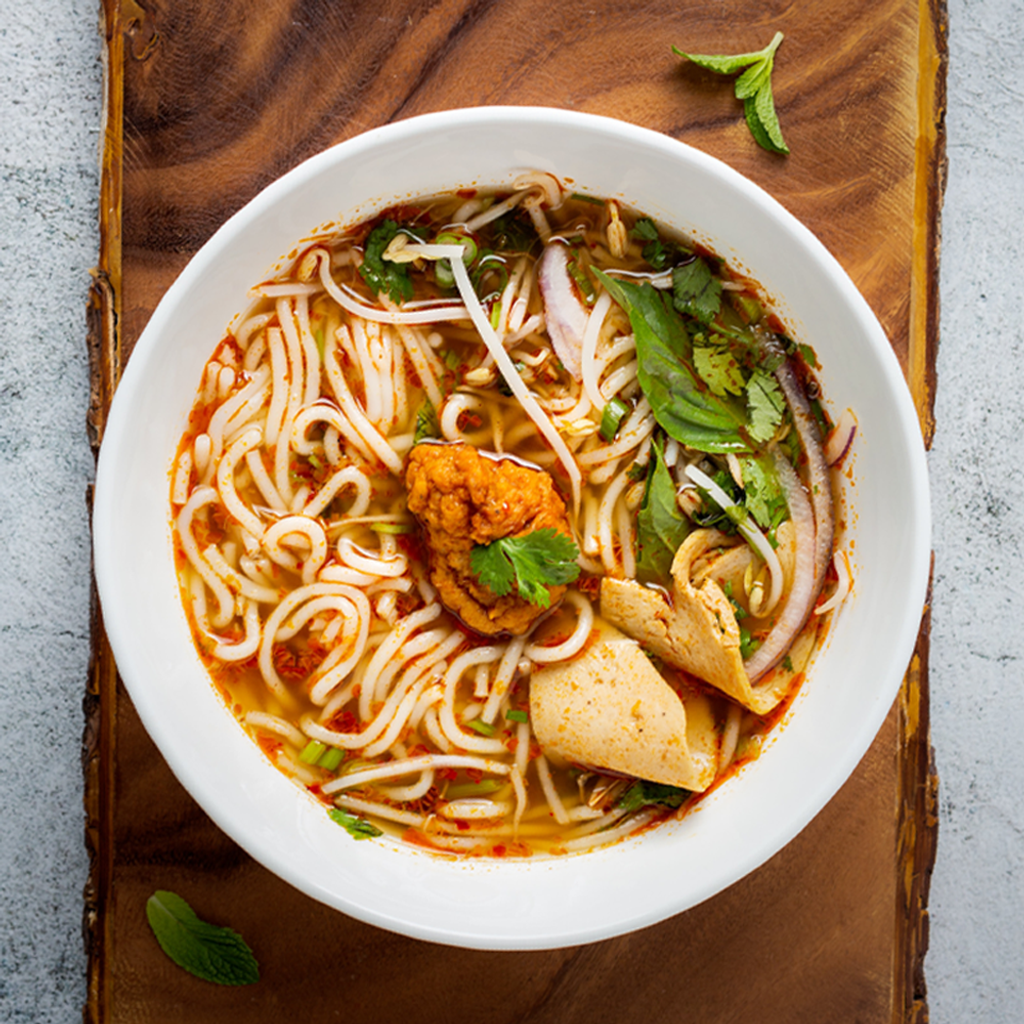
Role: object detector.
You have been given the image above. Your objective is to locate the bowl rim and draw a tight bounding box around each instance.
[93,105,932,949]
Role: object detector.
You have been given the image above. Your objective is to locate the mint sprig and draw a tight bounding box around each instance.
[673,32,789,155]
[145,891,259,986]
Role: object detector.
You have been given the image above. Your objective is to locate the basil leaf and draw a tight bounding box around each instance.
[619,780,689,811]
[359,220,415,303]
[329,807,384,839]
[595,270,749,452]
[636,438,690,583]
[145,891,259,986]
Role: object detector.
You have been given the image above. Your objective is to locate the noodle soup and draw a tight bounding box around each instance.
[171,173,848,857]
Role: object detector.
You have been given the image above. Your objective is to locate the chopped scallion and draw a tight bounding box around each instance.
[466,718,497,737]
[445,779,504,800]
[369,521,415,535]
[505,709,528,723]
[317,747,344,772]
[599,397,630,442]
[299,740,327,764]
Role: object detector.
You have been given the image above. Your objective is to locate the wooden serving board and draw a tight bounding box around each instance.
[85,1,945,1020]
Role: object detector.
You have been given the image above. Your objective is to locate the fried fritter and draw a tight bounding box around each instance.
[405,442,573,635]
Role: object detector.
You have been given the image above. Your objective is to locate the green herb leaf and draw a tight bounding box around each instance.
[360,220,415,303]
[672,257,723,324]
[145,891,259,986]
[636,437,690,583]
[671,45,767,76]
[618,780,689,812]
[797,342,819,369]
[752,77,788,153]
[595,270,750,453]
[746,369,786,444]
[738,453,787,530]
[470,528,581,608]
[631,217,660,242]
[328,807,384,840]
[693,344,746,397]
[739,625,761,659]
[599,397,631,442]
[413,399,440,444]
[630,217,692,271]
[674,32,789,155]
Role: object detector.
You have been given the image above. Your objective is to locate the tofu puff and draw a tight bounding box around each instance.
[171,172,848,857]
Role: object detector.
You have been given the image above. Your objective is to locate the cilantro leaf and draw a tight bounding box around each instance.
[746,369,786,443]
[674,32,789,155]
[738,453,788,530]
[618,780,689,812]
[672,257,723,324]
[631,217,660,242]
[630,217,692,272]
[359,220,415,303]
[470,529,581,608]
[329,807,384,840]
[693,344,745,396]
[636,437,690,583]
[145,891,259,986]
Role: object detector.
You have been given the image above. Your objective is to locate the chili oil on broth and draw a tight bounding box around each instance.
[170,175,842,858]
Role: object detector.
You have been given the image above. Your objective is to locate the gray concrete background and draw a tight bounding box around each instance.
[0,1,1020,1020]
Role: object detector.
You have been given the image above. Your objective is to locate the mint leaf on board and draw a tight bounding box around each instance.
[635,438,690,584]
[329,807,384,839]
[674,32,789,155]
[470,529,581,608]
[594,269,750,453]
[145,891,259,986]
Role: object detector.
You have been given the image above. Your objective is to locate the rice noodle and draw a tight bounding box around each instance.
[171,184,843,858]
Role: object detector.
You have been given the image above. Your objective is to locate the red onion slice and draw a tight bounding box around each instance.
[743,452,818,681]
[823,407,858,466]
[538,241,588,381]
[774,359,835,588]
[742,360,836,682]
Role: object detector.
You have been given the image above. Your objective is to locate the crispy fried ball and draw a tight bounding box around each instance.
[405,442,573,635]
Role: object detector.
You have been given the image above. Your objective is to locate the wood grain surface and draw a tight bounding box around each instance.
[86,0,946,1020]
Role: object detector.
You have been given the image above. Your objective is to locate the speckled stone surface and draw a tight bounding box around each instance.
[0,1,100,1021]
[926,0,1024,1017]
[0,1,1020,1021]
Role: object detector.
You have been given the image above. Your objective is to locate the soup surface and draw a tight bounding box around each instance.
[171,173,849,856]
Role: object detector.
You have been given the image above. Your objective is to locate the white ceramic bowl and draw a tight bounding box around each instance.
[93,107,930,949]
